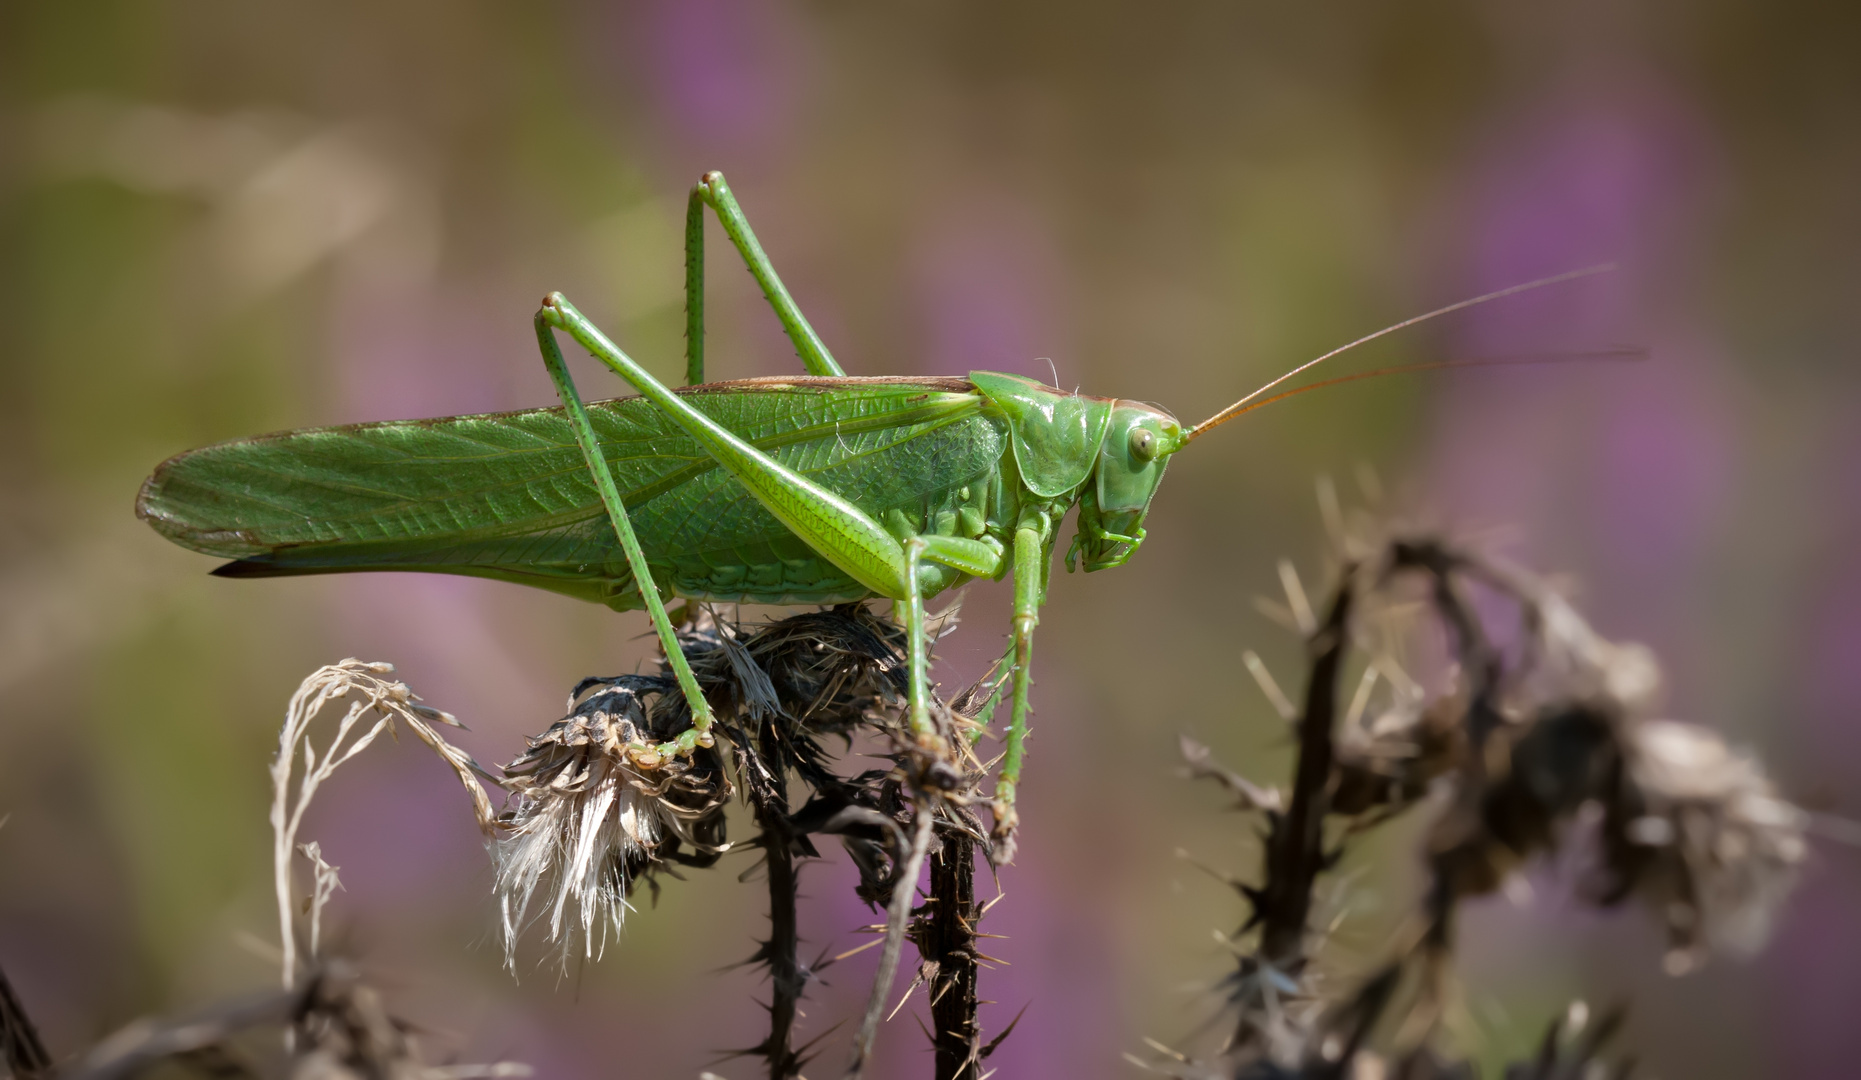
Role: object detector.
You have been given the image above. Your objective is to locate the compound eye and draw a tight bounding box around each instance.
[1129,425,1158,462]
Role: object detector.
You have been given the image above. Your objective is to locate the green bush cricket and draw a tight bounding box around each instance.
[136,170,1609,853]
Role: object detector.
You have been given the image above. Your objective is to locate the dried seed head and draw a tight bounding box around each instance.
[486,604,914,971]
[493,676,729,968]
[1617,718,1806,970]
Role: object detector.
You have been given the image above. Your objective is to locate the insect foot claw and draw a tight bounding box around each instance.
[624,729,706,771]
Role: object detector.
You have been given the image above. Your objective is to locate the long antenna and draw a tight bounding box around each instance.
[1186,264,1615,442]
[1190,349,1643,426]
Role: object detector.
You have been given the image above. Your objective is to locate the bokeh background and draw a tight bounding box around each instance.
[3,2,1859,1077]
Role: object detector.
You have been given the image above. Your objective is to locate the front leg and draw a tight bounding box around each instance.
[992,516,1050,861]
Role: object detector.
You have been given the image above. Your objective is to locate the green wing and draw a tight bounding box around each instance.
[138,377,1005,609]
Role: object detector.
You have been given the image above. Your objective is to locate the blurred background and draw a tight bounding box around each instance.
[2,2,1859,1076]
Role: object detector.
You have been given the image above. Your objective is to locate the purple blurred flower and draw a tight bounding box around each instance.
[1427,79,1736,685]
[913,190,1072,381]
[631,0,805,158]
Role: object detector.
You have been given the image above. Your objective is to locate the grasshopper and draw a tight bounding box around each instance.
[137,170,1606,850]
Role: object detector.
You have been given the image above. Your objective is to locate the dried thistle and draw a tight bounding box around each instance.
[1377,540,1807,972]
[478,602,986,1076]
[486,604,911,965]
[1155,519,1801,1079]
[492,675,731,968]
[1611,718,1807,971]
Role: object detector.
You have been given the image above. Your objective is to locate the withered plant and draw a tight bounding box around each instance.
[1145,513,1807,1078]
[0,526,1817,1080]
[0,606,1008,1080]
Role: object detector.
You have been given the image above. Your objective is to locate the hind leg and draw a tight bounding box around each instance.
[683,170,845,381]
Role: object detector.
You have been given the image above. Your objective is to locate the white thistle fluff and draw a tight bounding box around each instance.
[492,686,728,968]
[1627,717,1807,967]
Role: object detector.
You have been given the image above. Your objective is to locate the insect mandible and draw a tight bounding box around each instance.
[136,170,1609,852]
